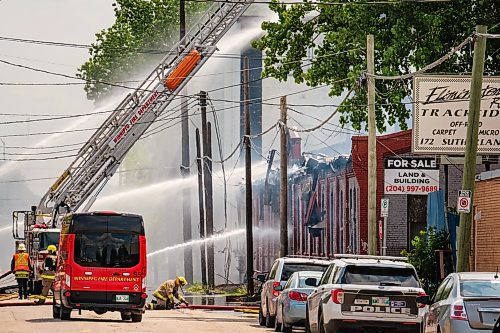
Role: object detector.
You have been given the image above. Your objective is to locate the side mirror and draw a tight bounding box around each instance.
[256,274,266,283]
[273,285,284,292]
[305,278,318,287]
[416,295,431,305]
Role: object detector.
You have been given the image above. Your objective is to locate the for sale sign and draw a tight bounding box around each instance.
[384,157,439,195]
[413,76,500,155]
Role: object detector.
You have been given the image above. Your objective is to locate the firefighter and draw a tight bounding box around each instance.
[148,276,189,310]
[34,245,57,304]
[11,243,32,300]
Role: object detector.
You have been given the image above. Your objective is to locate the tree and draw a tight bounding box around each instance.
[77,0,207,102]
[253,0,500,132]
[402,228,453,296]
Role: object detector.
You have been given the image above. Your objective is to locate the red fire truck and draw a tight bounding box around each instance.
[53,212,147,321]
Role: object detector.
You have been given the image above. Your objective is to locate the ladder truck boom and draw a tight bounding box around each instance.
[36,0,254,224]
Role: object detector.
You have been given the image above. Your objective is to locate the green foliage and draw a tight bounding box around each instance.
[401,228,453,296]
[253,0,500,132]
[77,0,208,102]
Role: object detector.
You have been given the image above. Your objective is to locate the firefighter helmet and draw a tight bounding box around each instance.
[17,243,26,252]
[176,276,188,286]
[47,245,57,253]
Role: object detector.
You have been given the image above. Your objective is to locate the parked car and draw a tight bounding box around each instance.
[258,257,331,328]
[275,271,323,332]
[420,272,500,333]
[306,254,427,333]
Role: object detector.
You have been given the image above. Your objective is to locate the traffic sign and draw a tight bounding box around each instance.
[379,220,383,240]
[457,190,472,213]
[381,198,389,217]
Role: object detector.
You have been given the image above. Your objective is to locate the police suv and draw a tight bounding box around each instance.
[306,255,427,333]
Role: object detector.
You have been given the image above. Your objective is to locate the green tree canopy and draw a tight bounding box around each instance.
[77,0,207,102]
[253,0,500,132]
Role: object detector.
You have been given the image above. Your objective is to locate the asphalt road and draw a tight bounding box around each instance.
[0,305,274,333]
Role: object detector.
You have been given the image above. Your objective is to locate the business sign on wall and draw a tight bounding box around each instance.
[413,76,500,154]
[384,157,440,195]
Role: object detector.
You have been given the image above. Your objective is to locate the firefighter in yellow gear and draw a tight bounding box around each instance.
[11,243,32,300]
[148,276,189,310]
[35,245,57,305]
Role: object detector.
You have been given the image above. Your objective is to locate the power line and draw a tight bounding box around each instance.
[186,0,451,5]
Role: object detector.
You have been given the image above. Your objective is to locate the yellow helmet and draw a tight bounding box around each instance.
[176,276,188,286]
[47,245,57,253]
[17,243,26,252]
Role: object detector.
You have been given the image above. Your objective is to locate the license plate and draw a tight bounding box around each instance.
[391,301,407,308]
[482,312,500,325]
[115,295,130,303]
[372,297,390,306]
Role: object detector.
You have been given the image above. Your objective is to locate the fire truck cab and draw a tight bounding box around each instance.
[53,211,147,322]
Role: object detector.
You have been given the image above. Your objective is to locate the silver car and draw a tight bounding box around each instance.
[274,271,323,332]
[422,272,500,333]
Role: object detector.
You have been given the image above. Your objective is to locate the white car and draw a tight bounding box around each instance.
[422,272,500,333]
[306,255,427,333]
[258,257,330,328]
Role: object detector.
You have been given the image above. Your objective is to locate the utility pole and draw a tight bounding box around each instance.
[280,96,288,257]
[200,91,215,287]
[179,0,193,283]
[243,57,254,296]
[367,34,377,255]
[195,128,207,286]
[457,25,487,272]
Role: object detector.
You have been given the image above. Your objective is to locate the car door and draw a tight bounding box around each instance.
[263,260,280,315]
[426,277,453,333]
[279,275,296,322]
[308,264,334,332]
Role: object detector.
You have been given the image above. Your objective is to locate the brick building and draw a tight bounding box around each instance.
[352,130,500,256]
[471,171,500,272]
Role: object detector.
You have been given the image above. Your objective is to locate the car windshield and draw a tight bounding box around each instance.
[460,280,500,297]
[281,264,327,281]
[39,232,60,250]
[298,277,320,288]
[73,215,143,268]
[341,265,420,287]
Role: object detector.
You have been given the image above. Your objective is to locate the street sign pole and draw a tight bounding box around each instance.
[380,198,389,256]
[382,215,387,256]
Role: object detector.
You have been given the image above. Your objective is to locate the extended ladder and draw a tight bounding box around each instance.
[38,0,254,221]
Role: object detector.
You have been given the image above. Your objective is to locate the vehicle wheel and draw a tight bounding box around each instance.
[60,303,71,320]
[282,324,292,333]
[131,313,143,322]
[265,309,275,328]
[52,302,60,319]
[274,316,282,332]
[258,304,266,326]
[305,305,311,333]
[318,312,325,333]
[121,312,132,321]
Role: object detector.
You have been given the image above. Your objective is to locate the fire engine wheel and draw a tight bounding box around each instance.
[52,302,60,319]
[121,312,132,321]
[131,313,143,322]
[60,303,71,320]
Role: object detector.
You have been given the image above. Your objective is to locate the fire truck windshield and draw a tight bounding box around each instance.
[72,215,143,268]
[39,232,60,250]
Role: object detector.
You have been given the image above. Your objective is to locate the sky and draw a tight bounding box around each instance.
[0,1,357,277]
[0,0,116,270]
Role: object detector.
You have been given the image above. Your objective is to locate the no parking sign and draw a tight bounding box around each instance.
[457,190,472,213]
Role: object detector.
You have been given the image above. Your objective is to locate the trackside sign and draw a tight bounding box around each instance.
[384,157,439,195]
[413,76,500,155]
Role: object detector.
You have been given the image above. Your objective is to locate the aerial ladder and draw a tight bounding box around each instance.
[37,0,254,224]
[11,0,254,292]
